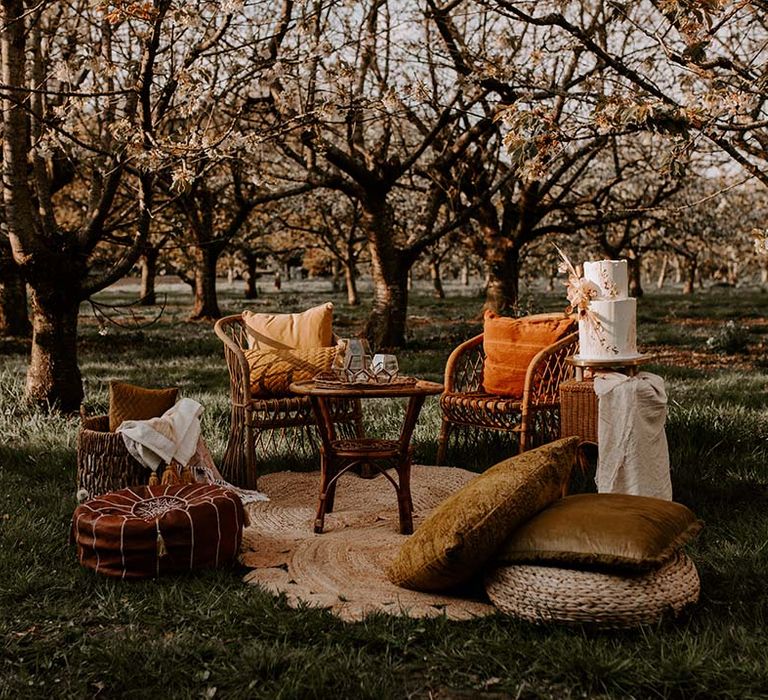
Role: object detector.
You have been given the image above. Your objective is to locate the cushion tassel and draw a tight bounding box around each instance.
[181,465,195,485]
[148,471,159,486]
[161,465,179,485]
[157,531,167,558]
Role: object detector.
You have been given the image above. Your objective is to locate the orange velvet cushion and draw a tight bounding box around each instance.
[108,381,179,432]
[483,312,574,398]
[244,346,337,396]
[242,302,333,351]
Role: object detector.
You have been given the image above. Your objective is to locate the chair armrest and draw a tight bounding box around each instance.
[214,316,252,407]
[443,333,485,393]
[522,332,578,407]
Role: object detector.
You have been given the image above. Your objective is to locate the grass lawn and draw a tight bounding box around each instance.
[1,276,768,699]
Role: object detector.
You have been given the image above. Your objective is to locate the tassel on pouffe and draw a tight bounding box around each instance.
[181,465,195,485]
[148,471,159,486]
[161,465,180,485]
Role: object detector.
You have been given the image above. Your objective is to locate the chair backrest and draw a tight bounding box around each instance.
[214,314,249,352]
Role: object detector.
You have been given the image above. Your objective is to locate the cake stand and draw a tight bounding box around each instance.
[567,354,652,381]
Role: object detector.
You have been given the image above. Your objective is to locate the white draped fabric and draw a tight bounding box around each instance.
[593,371,672,500]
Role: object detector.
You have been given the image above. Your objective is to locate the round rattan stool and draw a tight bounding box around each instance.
[485,553,700,627]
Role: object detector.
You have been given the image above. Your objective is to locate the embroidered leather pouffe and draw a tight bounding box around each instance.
[71,484,246,579]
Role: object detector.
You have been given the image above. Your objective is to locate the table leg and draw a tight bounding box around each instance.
[396,455,413,535]
[394,395,426,535]
[311,396,338,534]
[314,451,330,533]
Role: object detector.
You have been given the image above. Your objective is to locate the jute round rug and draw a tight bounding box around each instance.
[240,466,496,622]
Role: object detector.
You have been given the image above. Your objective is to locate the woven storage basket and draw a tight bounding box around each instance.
[559,379,598,444]
[485,552,700,628]
[77,415,148,499]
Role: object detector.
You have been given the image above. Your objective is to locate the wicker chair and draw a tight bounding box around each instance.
[437,314,578,465]
[214,314,363,489]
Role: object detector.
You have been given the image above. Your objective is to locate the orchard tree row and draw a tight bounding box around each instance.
[1,0,767,410]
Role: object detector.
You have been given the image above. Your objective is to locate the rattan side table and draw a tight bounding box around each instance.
[560,355,653,445]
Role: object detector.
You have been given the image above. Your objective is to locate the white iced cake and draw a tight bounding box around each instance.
[577,260,639,360]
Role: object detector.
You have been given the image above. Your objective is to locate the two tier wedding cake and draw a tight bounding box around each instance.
[578,260,639,360]
[558,251,641,361]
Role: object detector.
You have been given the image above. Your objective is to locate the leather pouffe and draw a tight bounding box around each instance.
[71,484,246,579]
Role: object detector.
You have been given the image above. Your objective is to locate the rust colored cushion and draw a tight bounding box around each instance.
[244,346,337,396]
[71,485,246,579]
[482,312,574,398]
[108,381,178,432]
[496,493,703,572]
[242,302,333,351]
[387,437,579,592]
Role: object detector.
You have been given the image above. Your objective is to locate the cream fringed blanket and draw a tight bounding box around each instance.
[117,398,268,504]
[594,371,672,500]
[240,467,495,622]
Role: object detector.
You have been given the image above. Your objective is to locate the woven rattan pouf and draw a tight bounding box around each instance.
[485,553,700,627]
[71,485,246,579]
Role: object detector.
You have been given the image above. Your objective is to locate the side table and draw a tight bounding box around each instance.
[561,354,653,445]
[289,378,444,534]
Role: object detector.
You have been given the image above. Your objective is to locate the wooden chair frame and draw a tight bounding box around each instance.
[437,315,578,465]
[214,314,363,489]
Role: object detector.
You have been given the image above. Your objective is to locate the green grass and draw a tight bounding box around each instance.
[2,277,768,698]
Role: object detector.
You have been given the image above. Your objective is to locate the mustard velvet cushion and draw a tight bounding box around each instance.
[108,381,179,432]
[482,312,574,398]
[496,493,703,572]
[242,302,333,351]
[244,346,337,396]
[387,437,579,592]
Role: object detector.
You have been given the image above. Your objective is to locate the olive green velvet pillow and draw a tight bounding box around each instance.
[108,381,179,432]
[496,493,703,572]
[386,437,579,592]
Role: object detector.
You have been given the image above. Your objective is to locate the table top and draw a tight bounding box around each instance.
[290,378,444,399]
[567,354,652,368]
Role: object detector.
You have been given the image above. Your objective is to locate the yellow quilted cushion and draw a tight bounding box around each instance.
[245,346,337,396]
[387,437,579,592]
[108,381,179,432]
[496,493,703,572]
[242,303,333,351]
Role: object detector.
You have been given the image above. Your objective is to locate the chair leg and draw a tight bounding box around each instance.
[436,419,452,465]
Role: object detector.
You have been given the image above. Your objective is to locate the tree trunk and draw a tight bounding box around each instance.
[139,248,158,305]
[0,243,30,336]
[682,258,697,294]
[26,289,83,411]
[460,260,469,286]
[484,244,520,314]
[344,262,359,306]
[627,252,643,297]
[331,259,341,293]
[430,259,445,299]
[244,251,258,299]
[362,200,409,348]
[190,245,222,319]
[656,255,669,289]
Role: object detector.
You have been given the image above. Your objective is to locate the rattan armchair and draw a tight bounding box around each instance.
[437,315,578,465]
[214,314,363,489]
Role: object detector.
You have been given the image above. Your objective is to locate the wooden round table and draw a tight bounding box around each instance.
[290,378,443,534]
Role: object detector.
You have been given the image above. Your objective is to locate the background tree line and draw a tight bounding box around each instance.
[2,0,767,410]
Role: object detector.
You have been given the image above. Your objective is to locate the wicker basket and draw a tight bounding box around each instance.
[559,379,598,444]
[76,415,148,499]
[485,552,700,628]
